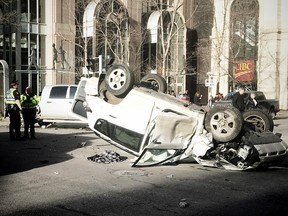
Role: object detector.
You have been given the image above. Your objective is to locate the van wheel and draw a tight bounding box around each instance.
[205,106,243,142]
[243,109,274,132]
[140,74,167,93]
[37,119,50,127]
[105,64,134,97]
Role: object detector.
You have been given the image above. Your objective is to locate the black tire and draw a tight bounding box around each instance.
[105,64,134,97]
[99,79,123,104]
[242,109,274,132]
[257,104,276,120]
[37,119,50,127]
[140,74,167,93]
[205,106,243,142]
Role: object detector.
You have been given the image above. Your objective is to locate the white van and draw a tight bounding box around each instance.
[38,84,86,125]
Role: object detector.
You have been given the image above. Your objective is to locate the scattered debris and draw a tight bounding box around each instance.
[179,198,189,208]
[166,174,174,178]
[78,142,87,148]
[87,150,125,164]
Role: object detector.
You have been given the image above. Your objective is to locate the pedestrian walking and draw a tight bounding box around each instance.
[20,86,39,139]
[5,80,24,141]
[232,86,245,112]
[27,47,39,70]
[207,95,214,109]
[194,91,202,106]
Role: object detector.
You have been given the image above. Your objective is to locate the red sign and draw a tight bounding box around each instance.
[234,60,254,81]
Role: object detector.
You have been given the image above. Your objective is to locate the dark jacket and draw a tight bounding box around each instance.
[245,98,257,110]
[232,92,245,112]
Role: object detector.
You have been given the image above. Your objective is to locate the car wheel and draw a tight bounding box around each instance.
[105,64,134,97]
[140,74,167,93]
[257,104,275,120]
[242,109,274,132]
[37,119,50,127]
[205,106,243,142]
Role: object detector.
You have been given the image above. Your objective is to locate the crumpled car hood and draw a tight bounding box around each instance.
[132,112,288,170]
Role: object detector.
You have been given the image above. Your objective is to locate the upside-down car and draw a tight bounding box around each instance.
[71,64,288,170]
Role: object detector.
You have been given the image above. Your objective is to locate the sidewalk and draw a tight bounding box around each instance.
[0,117,9,127]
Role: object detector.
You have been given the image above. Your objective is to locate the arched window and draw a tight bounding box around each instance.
[230,0,259,90]
[167,12,185,76]
[142,10,185,77]
[83,0,129,64]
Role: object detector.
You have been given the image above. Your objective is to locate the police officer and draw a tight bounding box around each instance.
[5,80,23,141]
[20,86,39,139]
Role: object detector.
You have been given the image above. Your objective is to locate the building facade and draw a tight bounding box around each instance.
[1,0,287,113]
[84,0,288,109]
[0,0,75,96]
[81,0,210,101]
[210,0,288,110]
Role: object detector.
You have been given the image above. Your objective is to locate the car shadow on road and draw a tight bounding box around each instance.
[0,128,96,176]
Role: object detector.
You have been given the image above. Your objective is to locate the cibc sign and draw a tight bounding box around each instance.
[234,60,254,81]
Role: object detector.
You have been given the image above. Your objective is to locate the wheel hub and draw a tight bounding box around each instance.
[114,75,120,83]
[218,119,226,127]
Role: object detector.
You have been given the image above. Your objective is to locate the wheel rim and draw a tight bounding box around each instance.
[107,68,127,91]
[210,110,237,136]
[244,115,266,132]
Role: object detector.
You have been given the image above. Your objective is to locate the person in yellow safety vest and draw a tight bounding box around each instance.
[5,80,24,141]
[20,86,40,139]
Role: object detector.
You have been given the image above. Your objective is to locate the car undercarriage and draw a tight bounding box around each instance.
[72,64,288,170]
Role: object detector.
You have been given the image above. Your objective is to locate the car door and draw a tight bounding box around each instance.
[71,79,88,122]
[40,86,66,119]
[66,86,77,119]
[132,112,198,166]
[43,86,76,120]
[106,91,155,135]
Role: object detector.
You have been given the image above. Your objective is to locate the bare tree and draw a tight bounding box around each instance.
[0,0,18,24]
[142,0,201,79]
[210,0,260,93]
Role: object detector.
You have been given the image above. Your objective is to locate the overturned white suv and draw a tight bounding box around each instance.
[72,64,288,170]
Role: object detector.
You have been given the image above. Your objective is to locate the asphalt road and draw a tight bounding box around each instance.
[0,111,288,216]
